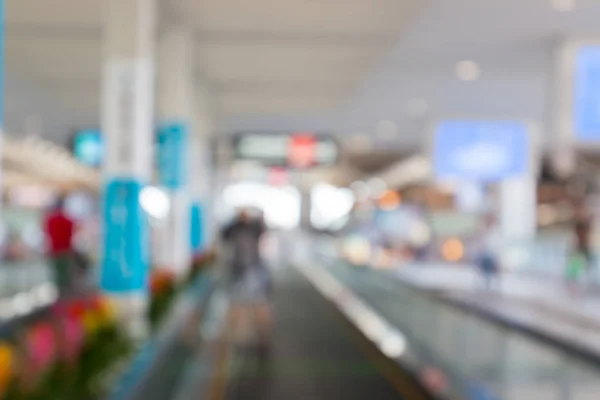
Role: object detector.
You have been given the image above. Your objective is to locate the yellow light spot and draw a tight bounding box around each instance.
[378,190,401,210]
[442,238,464,262]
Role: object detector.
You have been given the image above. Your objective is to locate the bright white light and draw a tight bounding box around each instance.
[356,313,388,341]
[379,332,407,358]
[452,142,510,176]
[140,186,171,220]
[367,178,387,198]
[222,182,300,229]
[552,0,575,11]
[311,184,355,229]
[35,283,58,305]
[408,221,432,247]
[12,293,33,316]
[456,60,481,81]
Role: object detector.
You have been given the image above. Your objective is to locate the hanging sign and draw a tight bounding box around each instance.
[433,120,529,182]
[100,179,149,293]
[157,121,188,190]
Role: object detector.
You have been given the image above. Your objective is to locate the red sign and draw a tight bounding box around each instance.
[288,134,316,168]
[268,167,288,187]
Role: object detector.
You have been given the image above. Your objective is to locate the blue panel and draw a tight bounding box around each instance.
[157,121,188,190]
[433,121,528,182]
[575,46,600,140]
[100,179,149,294]
[190,202,204,253]
[0,0,4,126]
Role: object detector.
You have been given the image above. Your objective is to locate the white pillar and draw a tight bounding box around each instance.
[549,37,578,178]
[189,77,215,254]
[189,134,211,254]
[498,125,540,271]
[157,26,196,276]
[100,0,156,331]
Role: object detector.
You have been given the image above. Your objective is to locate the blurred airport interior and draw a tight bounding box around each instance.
[1,0,600,399]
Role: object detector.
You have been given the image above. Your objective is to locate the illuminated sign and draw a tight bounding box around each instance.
[73,130,103,167]
[233,132,338,167]
[289,134,316,168]
[157,121,188,189]
[100,179,149,294]
[575,46,600,140]
[433,121,528,182]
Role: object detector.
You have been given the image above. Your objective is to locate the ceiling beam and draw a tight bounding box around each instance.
[196,30,394,47]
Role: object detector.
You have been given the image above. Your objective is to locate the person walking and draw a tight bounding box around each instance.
[571,197,595,293]
[43,196,76,296]
[222,208,272,349]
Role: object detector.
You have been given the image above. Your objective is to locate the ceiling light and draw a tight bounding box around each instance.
[377,120,398,139]
[407,98,429,117]
[552,0,575,11]
[456,60,481,81]
[140,186,171,220]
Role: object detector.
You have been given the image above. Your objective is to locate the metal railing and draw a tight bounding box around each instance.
[323,262,600,400]
[107,273,226,400]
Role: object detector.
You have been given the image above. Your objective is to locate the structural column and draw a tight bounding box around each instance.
[100,0,156,328]
[497,125,540,271]
[157,25,197,277]
[190,134,212,256]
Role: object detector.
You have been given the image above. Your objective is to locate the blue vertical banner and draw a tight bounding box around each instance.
[190,202,204,254]
[0,0,4,128]
[100,179,149,293]
[575,46,600,140]
[157,121,188,189]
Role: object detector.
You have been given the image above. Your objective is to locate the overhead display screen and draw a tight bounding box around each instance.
[433,121,528,182]
[233,132,339,168]
[575,45,600,141]
[73,129,104,167]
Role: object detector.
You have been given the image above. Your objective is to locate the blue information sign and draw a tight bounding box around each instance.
[190,202,205,254]
[157,121,188,189]
[575,46,600,140]
[433,120,528,182]
[100,179,149,293]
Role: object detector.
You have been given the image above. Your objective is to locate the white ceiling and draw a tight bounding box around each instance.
[230,0,600,147]
[3,0,424,142]
[4,0,600,152]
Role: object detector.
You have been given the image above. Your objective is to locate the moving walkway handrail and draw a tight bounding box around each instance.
[108,275,215,400]
[322,261,600,400]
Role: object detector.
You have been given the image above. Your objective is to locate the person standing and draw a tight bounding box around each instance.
[475,213,501,290]
[572,197,595,292]
[222,208,272,348]
[43,196,76,296]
